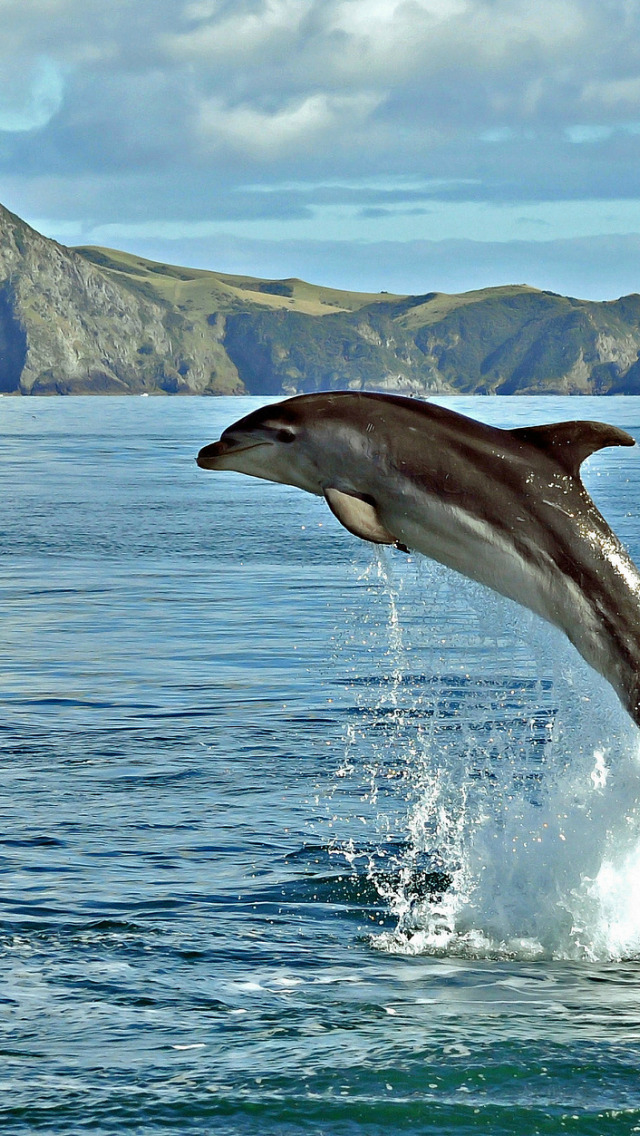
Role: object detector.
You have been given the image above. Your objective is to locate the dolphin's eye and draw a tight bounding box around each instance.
[275,428,296,444]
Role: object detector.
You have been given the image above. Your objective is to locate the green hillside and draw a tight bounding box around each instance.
[2,202,640,395]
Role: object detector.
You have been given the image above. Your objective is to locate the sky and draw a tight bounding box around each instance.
[1,0,640,298]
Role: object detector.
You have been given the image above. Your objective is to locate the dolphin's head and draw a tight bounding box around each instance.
[196,399,321,493]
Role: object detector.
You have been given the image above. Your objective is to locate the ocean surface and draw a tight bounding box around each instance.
[3,394,640,1135]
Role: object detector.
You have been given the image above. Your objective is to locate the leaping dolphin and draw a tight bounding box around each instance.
[197,392,640,727]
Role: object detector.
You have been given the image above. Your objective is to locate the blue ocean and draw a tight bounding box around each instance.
[4,394,640,1135]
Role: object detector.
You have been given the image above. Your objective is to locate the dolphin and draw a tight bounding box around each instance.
[197,392,640,726]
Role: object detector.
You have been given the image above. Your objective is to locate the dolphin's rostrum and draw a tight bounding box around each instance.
[197,392,640,727]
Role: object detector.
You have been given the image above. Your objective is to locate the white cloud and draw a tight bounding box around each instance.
[197,91,383,158]
[182,0,220,18]
[4,0,640,295]
[582,76,640,111]
[326,0,469,38]
[566,125,616,144]
[167,0,310,60]
[164,0,590,95]
[316,0,588,84]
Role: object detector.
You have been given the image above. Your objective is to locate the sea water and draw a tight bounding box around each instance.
[2,394,640,1134]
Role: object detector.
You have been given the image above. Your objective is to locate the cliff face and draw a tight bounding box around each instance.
[2,206,167,393]
[219,288,640,397]
[0,205,243,395]
[3,202,640,395]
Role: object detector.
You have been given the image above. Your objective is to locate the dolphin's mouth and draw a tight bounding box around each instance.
[196,439,270,469]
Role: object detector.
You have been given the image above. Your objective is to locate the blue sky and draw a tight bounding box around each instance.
[1,0,640,297]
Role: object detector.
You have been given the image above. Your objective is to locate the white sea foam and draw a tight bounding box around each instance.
[337,550,640,962]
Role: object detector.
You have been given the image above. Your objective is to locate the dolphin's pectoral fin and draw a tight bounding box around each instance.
[324,487,397,546]
[511,420,635,478]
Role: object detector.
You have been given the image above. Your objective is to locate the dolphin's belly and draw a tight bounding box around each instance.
[394,503,555,619]
[380,491,600,645]
[380,487,640,710]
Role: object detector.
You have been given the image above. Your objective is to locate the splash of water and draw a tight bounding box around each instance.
[334,550,640,962]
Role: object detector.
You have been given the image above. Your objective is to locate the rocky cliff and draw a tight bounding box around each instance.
[0,205,245,395]
[2,202,640,395]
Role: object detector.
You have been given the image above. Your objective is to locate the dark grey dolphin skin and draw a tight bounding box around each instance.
[197,392,640,726]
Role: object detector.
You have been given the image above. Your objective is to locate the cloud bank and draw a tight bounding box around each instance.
[0,0,639,296]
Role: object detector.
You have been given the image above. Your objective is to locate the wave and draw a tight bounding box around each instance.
[327,551,640,962]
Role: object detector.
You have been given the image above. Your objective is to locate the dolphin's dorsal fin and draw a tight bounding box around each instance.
[510,420,635,478]
[324,488,396,546]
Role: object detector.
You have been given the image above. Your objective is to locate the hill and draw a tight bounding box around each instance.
[2,203,640,396]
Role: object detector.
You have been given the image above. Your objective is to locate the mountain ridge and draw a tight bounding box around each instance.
[2,202,640,396]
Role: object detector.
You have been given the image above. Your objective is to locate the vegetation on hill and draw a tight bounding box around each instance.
[1,202,640,395]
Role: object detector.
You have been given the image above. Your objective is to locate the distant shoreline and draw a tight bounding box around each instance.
[3,202,640,397]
